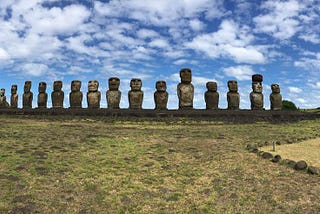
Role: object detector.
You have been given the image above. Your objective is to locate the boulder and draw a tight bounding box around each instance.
[287,160,296,168]
[272,155,281,163]
[262,152,273,159]
[307,166,320,175]
[294,160,308,170]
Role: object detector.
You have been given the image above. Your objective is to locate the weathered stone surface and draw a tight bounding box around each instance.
[128,78,143,109]
[262,152,273,159]
[307,166,320,175]
[154,81,168,110]
[286,160,296,168]
[51,81,64,108]
[10,85,18,108]
[107,77,121,109]
[0,88,9,108]
[295,160,308,170]
[37,82,48,108]
[227,80,239,110]
[23,81,33,109]
[250,80,264,110]
[205,81,219,109]
[272,155,281,163]
[177,68,194,109]
[270,84,282,110]
[252,74,263,82]
[87,80,101,109]
[69,80,83,108]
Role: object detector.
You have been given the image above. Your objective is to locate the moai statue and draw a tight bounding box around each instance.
[128,78,143,109]
[69,80,83,108]
[106,77,121,109]
[23,81,33,109]
[205,81,219,110]
[51,81,64,108]
[227,80,240,110]
[0,88,9,108]
[10,85,18,108]
[250,74,264,110]
[154,80,168,110]
[87,80,101,109]
[37,82,48,108]
[270,84,282,110]
[177,68,194,109]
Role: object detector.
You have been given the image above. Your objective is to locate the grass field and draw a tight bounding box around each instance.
[0,115,319,213]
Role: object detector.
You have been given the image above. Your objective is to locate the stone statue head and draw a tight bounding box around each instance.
[11,85,17,94]
[53,81,63,92]
[271,84,280,93]
[71,80,81,92]
[156,81,167,92]
[24,81,32,93]
[108,77,120,90]
[130,78,142,91]
[252,82,262,93]
[227,80,238,92]
[88,80,99,92]
[180,68,192,83]
[206,82,217,92]
[0,88,5,96]
[38,82,47,93]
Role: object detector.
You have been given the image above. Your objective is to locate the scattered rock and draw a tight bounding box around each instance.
[250,148,259,153]
[272,155,281,163]
[262,152,273,159]
[307,166,320,175]
[287,160,296,168]
[144,162,154,167]
[295,160,308,170]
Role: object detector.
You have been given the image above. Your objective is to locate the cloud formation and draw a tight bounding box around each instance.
[0,0,319,109]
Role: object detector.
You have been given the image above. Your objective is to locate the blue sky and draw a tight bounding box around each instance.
[0,0,319,109]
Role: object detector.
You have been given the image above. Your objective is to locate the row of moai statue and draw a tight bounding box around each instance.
[0,68,282,110]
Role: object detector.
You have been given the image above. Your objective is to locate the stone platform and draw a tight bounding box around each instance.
[0,108,319,123]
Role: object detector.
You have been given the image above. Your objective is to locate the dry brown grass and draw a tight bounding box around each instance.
[264,138,320,167]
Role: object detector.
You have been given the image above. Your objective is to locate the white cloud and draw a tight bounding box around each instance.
[222,65,255,81]
[288,86,302,93]
[23,4,91,35]
[294,56,320,74]
[299,33,320,44]
[185,20,265,64]
[136,29,160,39]
[308,82,320,89]
[189,19,205,31]
[0,48,10,60]
[21,63,49,77]
[253,0,302,39]
[149,39,169,49]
